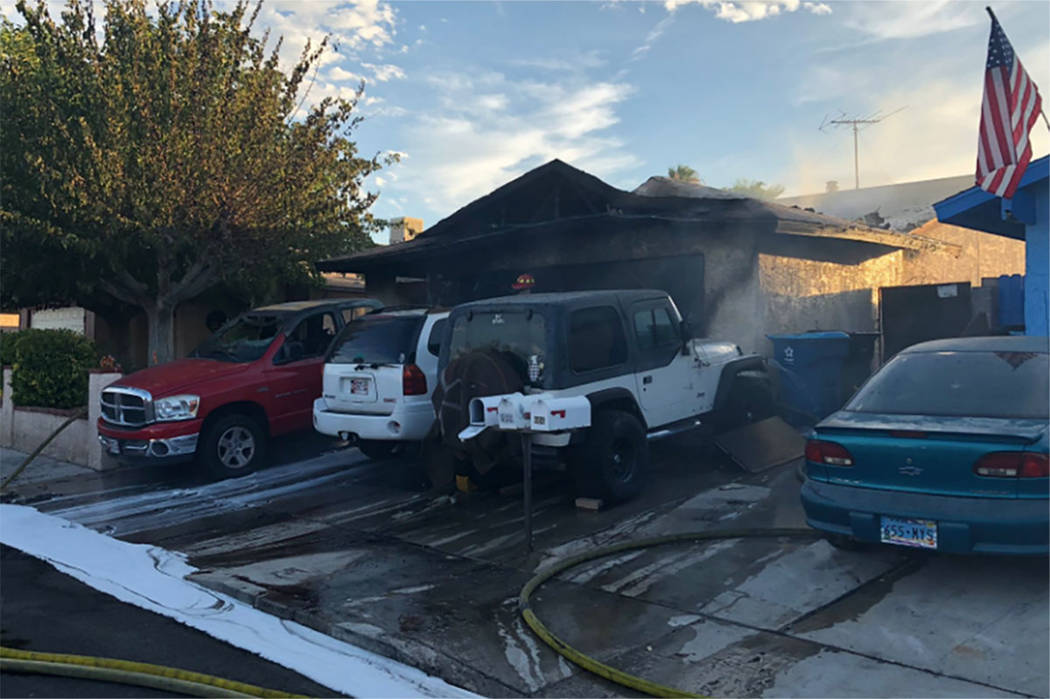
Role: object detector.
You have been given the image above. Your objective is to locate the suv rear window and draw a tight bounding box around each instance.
[328,316,422,365]
[846,350,1049,419]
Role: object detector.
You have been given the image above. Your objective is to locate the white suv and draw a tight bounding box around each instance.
[313,308,449,459]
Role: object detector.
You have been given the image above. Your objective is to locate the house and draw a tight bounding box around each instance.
[934,155,1049,335]
[319,160,1024,359]
[779,174,976,231]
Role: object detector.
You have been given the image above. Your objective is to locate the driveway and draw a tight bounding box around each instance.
[3,434,1046,697]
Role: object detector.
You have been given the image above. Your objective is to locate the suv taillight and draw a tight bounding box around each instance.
[402,364,427,396]
[974,452,1050,478]
[805,439,854,466]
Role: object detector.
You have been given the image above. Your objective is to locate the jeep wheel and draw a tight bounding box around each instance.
[571,409,648,503]
[357,440,398,461]
[200,414,267,480]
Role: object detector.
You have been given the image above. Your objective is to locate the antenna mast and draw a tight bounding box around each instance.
[820,108,905,189]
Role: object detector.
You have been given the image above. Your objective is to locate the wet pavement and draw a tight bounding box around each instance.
[3,432,1047,697]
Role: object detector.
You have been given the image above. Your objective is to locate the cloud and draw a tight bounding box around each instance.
[840,0,978,41]
[511,51,607,72]
[663,0,832,23]
[361,62,406,82]
[631,14,675,61]
[383,70,640,218]
[328,66,363,83]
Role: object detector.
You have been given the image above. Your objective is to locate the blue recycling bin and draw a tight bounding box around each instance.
[767,331,851,421]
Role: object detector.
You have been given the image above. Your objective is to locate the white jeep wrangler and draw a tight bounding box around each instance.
[430,289,774,502]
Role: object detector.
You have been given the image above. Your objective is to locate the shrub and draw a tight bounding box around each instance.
[10,329,99,409]
[0,328,30,366]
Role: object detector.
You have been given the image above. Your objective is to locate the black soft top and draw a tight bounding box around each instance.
[451,289,671,314]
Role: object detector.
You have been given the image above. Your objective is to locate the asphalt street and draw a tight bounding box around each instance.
[0,544,339,698]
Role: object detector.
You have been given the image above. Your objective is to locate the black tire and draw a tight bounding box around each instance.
[570,409,648,503]
[421,439,465,494]
[199,413,267,480]
[357,440,399,461]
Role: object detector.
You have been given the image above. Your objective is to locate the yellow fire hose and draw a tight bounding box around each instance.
[0,646,308,697]
[519,527,821,698]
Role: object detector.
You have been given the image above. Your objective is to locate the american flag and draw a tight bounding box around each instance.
[976,10,1042,199]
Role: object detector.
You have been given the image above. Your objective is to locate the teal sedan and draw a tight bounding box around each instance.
[801,336,1049,555]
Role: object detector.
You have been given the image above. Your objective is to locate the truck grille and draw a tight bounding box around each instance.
[100,388,152,426]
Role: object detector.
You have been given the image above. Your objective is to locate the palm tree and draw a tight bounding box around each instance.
[667,164,701,184]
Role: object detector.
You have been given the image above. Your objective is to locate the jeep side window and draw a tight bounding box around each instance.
[569,306,628,373]
[634,307,678,351]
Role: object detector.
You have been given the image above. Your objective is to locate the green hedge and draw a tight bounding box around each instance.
[9,329,99,409]
[0,328,29,366]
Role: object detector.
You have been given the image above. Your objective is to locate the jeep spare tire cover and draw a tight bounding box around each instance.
[432,350,524,465]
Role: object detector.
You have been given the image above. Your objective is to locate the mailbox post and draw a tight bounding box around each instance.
[460,392,592,556]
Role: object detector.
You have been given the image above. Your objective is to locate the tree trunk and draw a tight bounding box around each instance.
[145,304,176,365]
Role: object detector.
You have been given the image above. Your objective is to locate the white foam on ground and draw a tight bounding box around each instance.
[0,504,476,698]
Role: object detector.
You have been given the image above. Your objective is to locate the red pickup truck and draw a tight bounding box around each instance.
[97,298,381,478]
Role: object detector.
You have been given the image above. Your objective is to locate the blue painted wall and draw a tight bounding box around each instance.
[1025,186,1049,336]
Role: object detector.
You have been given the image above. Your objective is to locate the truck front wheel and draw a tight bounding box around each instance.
[200,414,268,480]
[570,409,648,503]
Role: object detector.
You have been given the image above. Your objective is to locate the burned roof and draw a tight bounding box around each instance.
[318,159,951,274]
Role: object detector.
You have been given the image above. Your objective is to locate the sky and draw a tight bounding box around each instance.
[5,0,1049,243]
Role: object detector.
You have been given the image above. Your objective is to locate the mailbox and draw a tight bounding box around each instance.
[469,395,502,428]
[497,392,530,430]
[529,395,591,432]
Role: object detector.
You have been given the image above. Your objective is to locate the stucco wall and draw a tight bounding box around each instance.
[757,246,903,354]
[900,220,1025,287]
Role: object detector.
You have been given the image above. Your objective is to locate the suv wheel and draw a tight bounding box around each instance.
[358,440,398,461]
[200,413,267,480]
[571,409,648,503]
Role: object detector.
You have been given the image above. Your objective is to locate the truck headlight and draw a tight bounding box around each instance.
[153,395,200,421]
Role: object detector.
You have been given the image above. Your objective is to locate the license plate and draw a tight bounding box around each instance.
[880,516,937,549]
[350,378,370,395]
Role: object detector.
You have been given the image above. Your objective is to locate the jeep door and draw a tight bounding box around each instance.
[630,299,700,427]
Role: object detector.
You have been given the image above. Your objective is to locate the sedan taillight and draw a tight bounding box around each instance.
[805,439,854,467]
[974,452,1049,478]
[402,364,427,396]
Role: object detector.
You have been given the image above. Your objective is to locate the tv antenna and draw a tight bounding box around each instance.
[820,107,906,189]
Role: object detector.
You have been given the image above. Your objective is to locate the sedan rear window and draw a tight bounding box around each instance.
[328,316,422,365]
[846,350,1049,419]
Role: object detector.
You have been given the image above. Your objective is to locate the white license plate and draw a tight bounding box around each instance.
[350,378,370,395]
[880,516,937,549]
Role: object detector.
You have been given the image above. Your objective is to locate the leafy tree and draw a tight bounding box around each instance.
[727,178,785,201]
[1,0,385,364]
[667,164,701,184]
